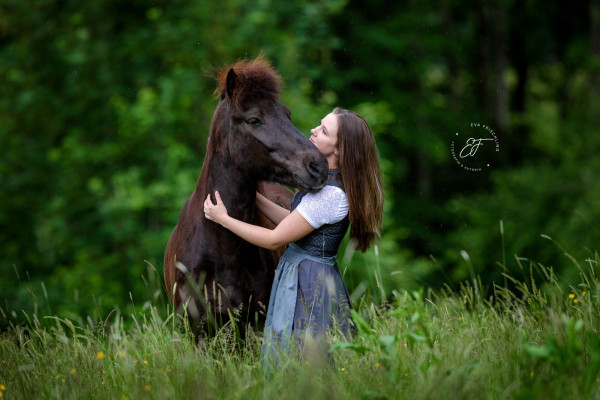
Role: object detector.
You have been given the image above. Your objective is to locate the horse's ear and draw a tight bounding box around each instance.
[226,68,237,100]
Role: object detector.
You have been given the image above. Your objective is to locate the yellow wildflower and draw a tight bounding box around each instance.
[582,291,586,296]
[70,368,76,375]
[0,385,5,391]
[458,316,462,321]
[167,368,172,373]
[574,298,579,304]
[341,367,346,372]
[568,293,575,299]
[0,392,3,398]
[96,352,105,360]
[144,384,152,392]
[375,363,380,368]
[102,381,105,385]
[403,343,407,347]
[143,360,148,365]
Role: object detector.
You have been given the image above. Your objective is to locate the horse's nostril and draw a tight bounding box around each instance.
[307,161,321,178]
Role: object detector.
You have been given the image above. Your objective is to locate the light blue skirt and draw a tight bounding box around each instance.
[261,243,355,369]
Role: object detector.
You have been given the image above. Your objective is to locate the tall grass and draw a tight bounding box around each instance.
[1,247,599,399]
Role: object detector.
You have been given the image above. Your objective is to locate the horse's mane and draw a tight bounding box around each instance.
[214,55,282,109]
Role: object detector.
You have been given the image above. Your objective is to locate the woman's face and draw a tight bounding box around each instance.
[309,113,339,163]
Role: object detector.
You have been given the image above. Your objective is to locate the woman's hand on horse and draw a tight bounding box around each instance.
[204,191,228,225]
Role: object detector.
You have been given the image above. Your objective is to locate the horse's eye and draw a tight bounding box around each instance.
[246,117,262,126]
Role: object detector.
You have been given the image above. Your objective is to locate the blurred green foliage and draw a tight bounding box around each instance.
[1,0,599,323]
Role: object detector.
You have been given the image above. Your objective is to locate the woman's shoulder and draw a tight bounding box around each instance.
[312,184,346,203]
[295,184,348,228]
[300,185,347,215]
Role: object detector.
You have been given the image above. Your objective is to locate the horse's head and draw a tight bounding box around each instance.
[212,57,328,192]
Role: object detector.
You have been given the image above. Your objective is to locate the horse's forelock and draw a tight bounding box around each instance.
[214,56,282,108]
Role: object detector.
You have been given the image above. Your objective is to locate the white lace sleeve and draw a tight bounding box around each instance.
[295,186,349,229]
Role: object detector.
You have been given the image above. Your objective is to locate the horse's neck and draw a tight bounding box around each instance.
[198,153,257,222]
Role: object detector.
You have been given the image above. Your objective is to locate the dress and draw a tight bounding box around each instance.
[261,169,356,369]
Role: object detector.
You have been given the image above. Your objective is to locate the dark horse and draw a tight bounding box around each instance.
[164,57,328,335]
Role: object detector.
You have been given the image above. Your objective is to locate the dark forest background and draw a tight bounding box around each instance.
[1,0,599,323]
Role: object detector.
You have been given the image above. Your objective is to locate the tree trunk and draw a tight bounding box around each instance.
[440,2,460,112]
[591,0,600,91]
[492,3,508,136]
[476,4,491,118]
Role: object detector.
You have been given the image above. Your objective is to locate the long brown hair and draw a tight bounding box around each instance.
[333,107,384,252]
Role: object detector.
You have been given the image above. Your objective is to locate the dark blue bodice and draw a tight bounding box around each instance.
[290,170,350,258]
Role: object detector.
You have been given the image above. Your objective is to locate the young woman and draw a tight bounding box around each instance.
[204,107,383,363]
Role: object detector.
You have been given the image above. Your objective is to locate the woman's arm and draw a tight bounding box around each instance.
[204,191,313,250]
[255,192,291,225]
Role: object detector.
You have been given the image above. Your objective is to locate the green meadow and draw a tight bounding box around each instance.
[1,248,599,400]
